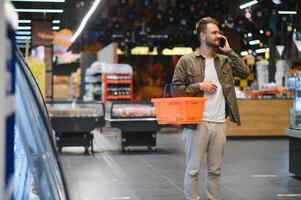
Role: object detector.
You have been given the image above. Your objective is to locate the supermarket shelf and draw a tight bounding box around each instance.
[103,72,133,105]
[107,95,131,100]
[106,80,131,84]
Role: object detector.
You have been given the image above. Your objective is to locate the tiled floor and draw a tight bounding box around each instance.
[59,129,301,200]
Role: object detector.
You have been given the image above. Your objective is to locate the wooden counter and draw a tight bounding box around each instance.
[226,99,293,136]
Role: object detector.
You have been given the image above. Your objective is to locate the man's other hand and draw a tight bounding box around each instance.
[199,80,217,95]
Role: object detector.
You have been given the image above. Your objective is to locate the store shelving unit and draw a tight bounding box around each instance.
[83,61,103,101]
[102,64,133,106]
[52,61,79,100]
[103,74,133,104]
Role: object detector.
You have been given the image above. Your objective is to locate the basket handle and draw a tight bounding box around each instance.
[163,84,175,97]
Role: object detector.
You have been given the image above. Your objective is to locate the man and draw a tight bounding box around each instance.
[172,17,250,200]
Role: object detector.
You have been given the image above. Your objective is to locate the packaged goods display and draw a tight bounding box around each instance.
[84,62,103,101]
[102,64,133,105]
[112,104,155,118]
[106,101,160,152]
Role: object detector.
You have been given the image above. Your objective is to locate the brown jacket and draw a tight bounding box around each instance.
[172,49,250,125]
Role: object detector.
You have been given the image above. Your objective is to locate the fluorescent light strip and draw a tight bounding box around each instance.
[17,26,31,30]
[251,174,278,178]
[277,194,301,197]
[71,0,102,43]
[52,20,60,24]
[255,48,269,54]
[278,11,297,15]
[15,8,63,13]
[16,31,31,35]
[239,0,258,9]
[16,40,30,44]
[11,0,65,2]
[249,40,260,45]
[16,36,31,40]
[18,20,31,23]
[52,26,60,30]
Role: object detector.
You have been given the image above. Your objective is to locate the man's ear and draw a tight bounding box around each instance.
[200,32,206,41]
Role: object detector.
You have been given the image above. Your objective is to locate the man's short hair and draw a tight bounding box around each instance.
[195,17,219,42]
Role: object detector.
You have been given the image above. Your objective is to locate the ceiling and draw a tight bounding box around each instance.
[11,0,300,54]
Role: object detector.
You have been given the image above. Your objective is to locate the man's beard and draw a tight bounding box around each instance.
[205,38,220,48]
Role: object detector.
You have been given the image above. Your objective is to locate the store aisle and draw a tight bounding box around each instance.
[59,130,301,200]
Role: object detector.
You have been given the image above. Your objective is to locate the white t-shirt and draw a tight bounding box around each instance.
[203,58,226,122]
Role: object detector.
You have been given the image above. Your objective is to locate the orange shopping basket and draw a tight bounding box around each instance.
[151,84,207,125]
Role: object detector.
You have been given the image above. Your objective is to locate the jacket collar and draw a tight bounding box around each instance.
[194,48,218,60]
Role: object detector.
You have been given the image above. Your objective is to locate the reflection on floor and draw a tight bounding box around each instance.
[59,129,301,200]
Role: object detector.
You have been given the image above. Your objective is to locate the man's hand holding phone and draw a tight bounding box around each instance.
[218,35,231,53]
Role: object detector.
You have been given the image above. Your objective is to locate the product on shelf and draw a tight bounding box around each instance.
[83,62,104,101]
[102,64,134,105]
[105,101,160,152]
[112,104,155,118]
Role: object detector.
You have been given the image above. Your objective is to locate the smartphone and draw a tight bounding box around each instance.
[220,37,226,48]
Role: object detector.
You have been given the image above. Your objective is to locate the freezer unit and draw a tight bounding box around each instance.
[106,101,161,152]
[47,101,105,154]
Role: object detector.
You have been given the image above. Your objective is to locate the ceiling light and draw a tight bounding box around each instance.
[255,48,269,54]
[16,36,31,40]
[245,11,252,19]
[287,25,293,32]
[249,40,260,45]
[71,0,103,43]
[18,20,31,23]
[272,0,282,4]
[264,29,272,37]
[16,40,30,44]
[52,26,60,30]
[240,51,248,56]
[278,11,297,15]
[17,26,31,30]
[52,20,60,24]
[16,31,31,35]
[239,0,258,9]
[15,8,63,13]
[11,0,65,2]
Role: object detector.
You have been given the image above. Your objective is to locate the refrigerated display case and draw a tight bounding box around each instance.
[2,5,17,198]
[15,48,69,199]
[105,101,160,152]
[47,101,105,154]
[287,76,301,176]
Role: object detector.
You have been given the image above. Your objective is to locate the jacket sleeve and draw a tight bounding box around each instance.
[225,50,250,78]
[171,57,201,97]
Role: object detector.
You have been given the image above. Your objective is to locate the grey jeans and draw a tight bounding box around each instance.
[183,121,227,200]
